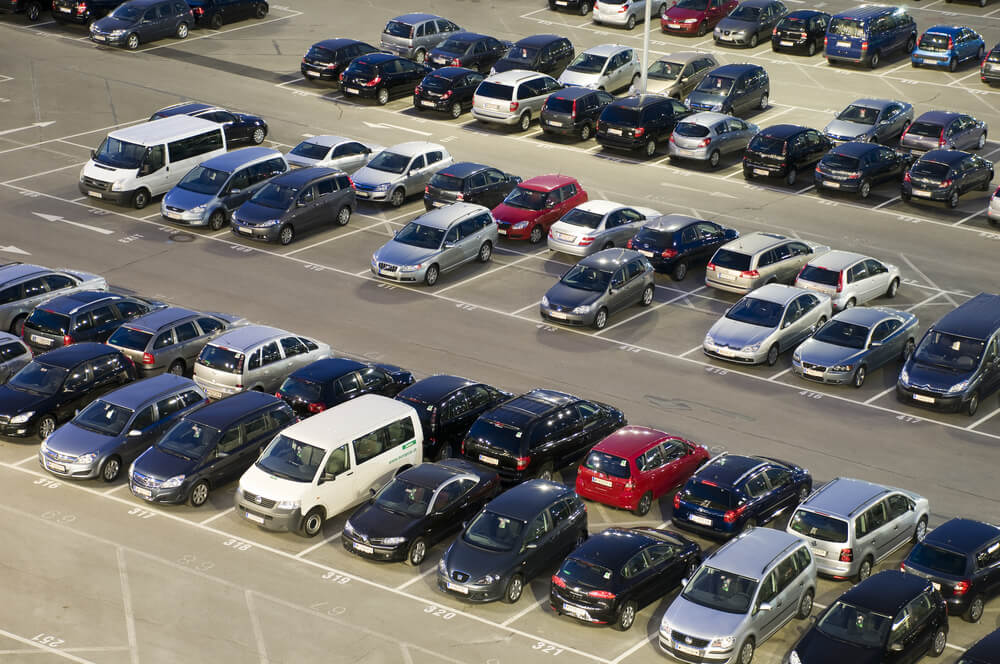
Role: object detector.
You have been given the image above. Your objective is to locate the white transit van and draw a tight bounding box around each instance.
[79,115,227,210]
[236,394,423,537]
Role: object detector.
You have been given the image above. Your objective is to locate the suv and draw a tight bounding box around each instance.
[901,149,994,209]
[685,63,769,117]
[673,453,812,538]
[825,5,917,69]
[540,87,615,141]
[423,162,521,210]
[0,332,31,384]
[492,34,575,76]
[492,174,588,243]
[743,124,832,186]
[902,518,1000,623]
[461,388,626,484]
[472,69,563,132]
[300,39,380,84]
[187,0,267,29]
[379,13,461,63]
[706,232,829,294]
[659,528,817,664]
[900,111,988,154]
[558,44,641,93]
[22,291,161,355]
[814,142,913,199]
[427,32,511,74]
[0,263,106,336]
[352,142,454,207]
[788,477,929,582]
[596,94,691,157]
[276,358,414,417]
[627,214,739,281]
[340,53,431,106]
[90,0,194,50]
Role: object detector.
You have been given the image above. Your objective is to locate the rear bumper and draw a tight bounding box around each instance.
[704,275,752,294]
[540,117,584,135]
[471,109,520,126]
[815,174,862,194]
[596,133,645,151]
[902,183,952,202]
[744,161,788,178]
[546,238,594,256]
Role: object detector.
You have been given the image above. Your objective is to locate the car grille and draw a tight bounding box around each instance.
[164,205,186,213]
[451,571,470,582]
[495,221,510,231]
[131,471,162,488]
[242,490,275,509]
[354,182,378,192]
[801,361,827,372]
[907,383,945,396]
[671,631,710,649]
[82,176,111,191]
[43,448,77,463]
[378,262,398,272]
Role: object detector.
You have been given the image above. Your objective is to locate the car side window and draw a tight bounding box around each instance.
[787,242,810,257]
[626,259,644,281]
[871,321,893,343]
[775,555,800,592]
[661,440,686,461]
[323,444,350,479]
[696,222,720,238]
[763,466,791,487]
[298,186,315,204]
[976,541,1000,568]
[43,274,75,291]
[216,426,242,455]
[484,169,506,185]
[153,330,174,349]
[409,154,426,171]
[316,179,335,197]
[92,354,124,382]
[243,415,269,441]
[856,501,888,537]
[793,546,812,573]
[432,478,474,512]
[638,445,664,471]
[611,267,626,288]
[757,571,779,605]
[849,262,869,282]
[179,390,204,408]
[548,499,572,525]
[457,218,479,238]
[622,552,649,578]
[116,301,146,319]
[468,172,488,190]
[336,373,362,396]
[773,244,792,262]
[0,342,26,360]
[681,226,698,244]
[361,367,388,390]
[132,406,156,430]
[864,259,886,275]
[444,226,460,244]
[22,277,48,298]
[886,493,912,520]
[465,385,495,409]
[744,472,770,498]
[440,392,470,421]
[352,429,384,464]
[646,544,677,566]
[175,322,198,343]
[524,510,552,543]
[89,305,117,327]
[782,300,803,324]
[260,341,281,366]
[246,348,261,371]
[908,593,935,627]
[196,317,223,335]
[156,394,186,420]
[757,250,776,268]
[142,8,156,21]
[280,336,307,357]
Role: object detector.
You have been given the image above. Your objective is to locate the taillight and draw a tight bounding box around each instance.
[839,548,853,562]
[460,439,465,455]
[275,391,282,398]
[740,269,760,278]
[76,1,86,13]
[424,185,430,193]
[904,171,911,183]
[626,238,633,249]
[673,493,681,509]
[617,3,627,11]
[706,262,716,271]
[723,505,747,524]
[441,90,453,99]
[633,127,645,138]
[579,236,596,246]
[455,192,464,201]
[861,40,868,51]
[571,99,577,118]
[347,176,355,189]
[142,352,155,365]
[772,27,778,36]
[948,37,954,50]
[941,179,953,188]
[589,590,616,599]
[661,248,678,259]
[836,270,844,293]
[824,36,828,48]
[939,127,946,147]
[552,575,567,588]
[799,32,807,39]
[900,561,906,571]
[509,101,519,112]
[415,86,423,95]
[953,581,970,595]
[339,72,345,82]
[365,75,382,87]
[308,403,326,414]
[624,480,635,490]
[515,456,531,470]
[697,137,711,148]
[452,58,461,66]
[62,334,73,346]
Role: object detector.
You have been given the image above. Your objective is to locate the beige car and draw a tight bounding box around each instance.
[706,231,830,294]
[637,52,718,99]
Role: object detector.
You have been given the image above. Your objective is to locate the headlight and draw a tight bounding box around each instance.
[476,574,499,584]
[110,29,125,37]
[703,333,715,346]
[792,351,801,362]
[189,204,207,215]
[76,453,97,465]
[683,98,692,108]
[371,253,378,265]
[160,475,185,489]
[683,17,697,23]
[128,461,136,477]
[831,364,854,372]
[438,557,447,573]
[572,304,593,314]
[512,221,529,230]
[741,343,760,353]
[541,295,550,307]
[10,412,34,424]
[900,366,910,385]
[380,537,406,545]
[711,103,723,112]
[710,635,735,649]
[789,651,801,664]
[375,182,391,191]
[343,521,356,537]
[260,219,280,227]
[659,618,672,635]
[39,440,48,454]
[276,499,299,510]
[400,264,423,272]
[947,380,969,395]
[110,181,126,192]
[714,27,721,34]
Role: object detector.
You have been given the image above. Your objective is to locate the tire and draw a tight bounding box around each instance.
[644,139,657,157]
[335,206,351,226]
[208,210,226,231]
[672,261,688,281]
[536,463,554,481]
[413,49,426,64]
[806,40,816,57]
[436,444,453,461]
[100,456,122,483]
[844,298,856,310]
[736,637,755,664]
[930,628,947,657]
[948,191,960,209]
[167,359,185,376]
[868,50,880,69]
[125,33,140,50]
[901,188,911,201]
[603,241,614,250]
[785,167,798,186]
[189,480,209,507]
[796,590,814,620]
[630,74,641,94]
[859,178,872,199]
[390,188,405,208]
[759,93,768,110]
[856,557,873,582]
[964,595,985,623]
[906,36,916,53]
[449,101,462,119]
[744,169,754,180]
[626,14,636,30]
[278,224,294,246]
[632,492,652,517]
[175,22,188,39]
[697,21,707,37]
[708,150,721,169]
[251,127,266,144]
[37,415,57,439]
[300,507,324,537]
[132,188,150,209]
[614,600,638,631]
[977,132,987,150]
[255,2,267,18]
[797,484,810,503]
[209,12,223,29]
[502,574,524,604]
[529,225,544,244]
[9,314,26,336]
[25,0,41,20]
[742,517,757,534]
[579,1,592,15]
[966,391,979,417]
[424,264,440,286]
[977,46,985,62]
[852,364,867,389]
[765,344,779,366]
[886,278,899,298]
[580,123,592,141]
[518,112,531,132]
[902,337,915,361]
[640,284,654,306]
[477,241,492,263]
[914,516,928,543]
[405,537,427,566]
[748,34,758,48]
[593,307,609,330]
[949,57,957,73]
[376,87,389,106]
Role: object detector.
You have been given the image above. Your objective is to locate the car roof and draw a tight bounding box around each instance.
[572,527,678,569]
[641,214,701,233]
[0,263,50,283]
[576,200,625,215]
[121,306,199,332]
[105,374,199,408]
[719,231,787,254]
[209,324,288,351]
[581,43,630,57]
[579,248,643,269]
[34,342,118,369]
[39,290,124,314]
[656,51,704,65]
[270,166,343,187]
[398,375,478,402]
[760,124,808,139]
[514,34,563,47]
[709,63,761,77]
[288,358,365,382]
[443,31,490,42]
[489,389,577,429]
[920,149,969,166]
[834,5,901,20]
[784,9,827,19]
[487,479,572,521]
[848,98,896,110]
[923,25,964,37]
[429,66,477,79]
[487,69,552,85]
[125,0,167,8]
[611,94,670,109]
[414,202,490,229]
[832,306,901,327]
[108,115,220,145]
[932,292,1000,340]
[684,111,734,126]
[519,174,577,191]
[384,141,447,157]
[0,331,23,345]
[357,52,405,66]
[749,283,810,305]
[800,477,893,518]
[278,394,416,451]
[830,141,882,159]
[154,102,215,117]
[593,425,679,457]
[914,110,961,125]
[313,38,367,51]
[298,135,351,148]
[186,390,281,428]
[807,249,869,271]
[840,570,932,615]
[550,87,599,101]
[390,12,442,24]
[706,528,803,579]
[200,147,282,171]
[399,461,470,489]
[438,161,490,178]
[922,518,1000,553]
[738,0,774,8]
[699,454,768,486]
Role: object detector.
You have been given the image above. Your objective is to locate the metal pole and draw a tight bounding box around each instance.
[641,0,652,94]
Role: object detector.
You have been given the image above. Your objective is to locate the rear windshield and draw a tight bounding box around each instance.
[907,121,943,138]
[196,345,243,374]
[559,557,614,587]
[674,122,710,138]
[910,161,950,179]
[422,74,453,92]
[726,297,784,328]
[696,75,734,96]
[919,33,950,52]
[908,543,967,576]
[545,96,576,114]
[465,418,525,454]
[829,17,864,39]
[476,82,514,100]
[559,208,604,229]
[634,227,675,246]
[290,141,330,160]
[710,248,751,271]
[749,134,787,155]
[429,173,464,191]
[396,393,434,431]
[108,326,153,351]
[277,376,322,402]
[384,20,413,38]
[798,265,840,286]
[438,38,473,55]
[305,45,335,61]
[25,309,70,335]
[789,509,849,543]
[346,62,377,78]
[601,105,640,127]
[684,480,735,510]
[820,154,861,172]
[583,450,631,478]
[779,16,808,28]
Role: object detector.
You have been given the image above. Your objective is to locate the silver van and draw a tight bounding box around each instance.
[706,232,830,295]
[787,477,929,582]
[0,332,31,384]
[193,325,331,400]
[473,69,564,131]
[659,528,817,664]
[380,13,461,63]
[0,263,106,336]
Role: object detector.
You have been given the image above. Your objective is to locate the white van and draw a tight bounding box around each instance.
[79,115,227,210]
[236,394,423,537]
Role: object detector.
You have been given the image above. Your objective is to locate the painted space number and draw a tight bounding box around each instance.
[33,478,60,488]
[223,538,252,551]
[424,605,455,620]
[799,390,822,400]
[128,507,155,519]
[31,634,64,648]
[321,571,351,584]
[532,642,564,656]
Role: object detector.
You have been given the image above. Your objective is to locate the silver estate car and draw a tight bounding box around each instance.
[371,203,499,286]
[473,69,563,131]
[547,200,659,257]
[787,477,929,582]
[380,13,461,63]
[0,332,31,384]
[558,44,641,93]
[638,52,719,99]
[794,250,901,311]
[0,263,107,336]
[668,112,758,168]
[823,99,914,145]
[703,283,832,366]
[659,528,817,664]
[285,135,382,172]
[706,232,830,295]
[351,142,454,207]
[594,0,668,30]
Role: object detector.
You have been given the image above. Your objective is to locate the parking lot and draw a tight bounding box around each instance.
[2,0,1000,662]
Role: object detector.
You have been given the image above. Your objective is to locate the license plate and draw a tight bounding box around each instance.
[548,311,568,320]
[87,190,102,198]
[837,40,851,48]
[206,389,222,400]
[810,547,828,557]
[431,201,445,207]
[345,87,359,94]
[93,35,105,41]
[913,394,935,403]
[353,542,374,554]
[689,514,712,526]
[497,228,507,235]
[421,99,436,107]
[245,511,265,524]
[608,128,622,136]
[717,347,737,357]
[780,40,793,46]
[546,120,563,127]
[478,454,499,466]
[912,189,931,198]
[133,486,152,498]
[719,34,733,41]
[804,368,824,377]
[591,477,612,487]
[716,271,736,281]
[46,460,66,472]
[753,168,769,176]
[446,581,469,594]
[30,335,53,346]
[556,0,568,4]
[639,250,653,257]
[238,226,252,235]
[668,23,681,29]
[164,209,181,219]
[305,71,319,77]
[557,233,573,241]
[676,643,700,655]
[823,181,841,189]
[563,603,589,619]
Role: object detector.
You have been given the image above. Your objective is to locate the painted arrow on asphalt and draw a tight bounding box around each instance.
[32,212,114,235]
[0,245,30,255]
[362,121,431,137]
[0,121,56,137]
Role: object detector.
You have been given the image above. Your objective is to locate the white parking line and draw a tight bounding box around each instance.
[116,547,140,664]
[967,405,1000,430]
[1,161,88,185]
[294,530,342,558]
[500,595,548,627]
[511,299,542,315]
[14,455,37,466]
[0,627,99,664]
[0,117,145,155]
[104,484,129,495]
[905,291,943,312]
[768,367,793,381]
[434,253,536,294]
[952,209,985,226]
[282,220,386,256]
[595,286,707,335]
[199,506,235,526]
[679,344,703,358]
[611,632,655,664]
[864,386,896,405]
[138,8,302,53]
[395,565,437,591]
[245,591,270,664]
[874,196,900,209]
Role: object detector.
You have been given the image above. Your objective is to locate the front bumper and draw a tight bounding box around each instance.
[78,180,133,204]
[231,222,280,242]
[662,20,702,34]
[540,303,594,326]
[90,32,129,46]
[703,342,766,364]
[0,416,36,437]
[129,479,185,504]
[895,383,965,412]
[342,532,408,561]
[38,450,100,480]
[792,359,854,384]
[371,262,426,283]
[235,494,302,532]
[983,67,1000,84]
[988,200,1000,222]
[437,571,505,602]
[162,206,210,226]
[659,631,736,664]
[495,223,533,240]
[354,187,392,202]
[715,31,752,46]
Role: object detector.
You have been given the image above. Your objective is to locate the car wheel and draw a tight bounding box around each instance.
[132,188,151,209]
[671,261,688,281]
[100,456,122,483]
[748,33,758,48]
[708,150,721,169]
[886,277,900,298]
[630,73,641,93]
[743,168,754,180]
[930,628,947,657]
[632,492,652,516]
[765,344,779,366]
[742,517,757,534]
[977,132,987,150]
[785,167,797,186]
[125,32,140,50]
[334,206,351,227]
[536,462,554,481]
[424,264,440,286]
[413,49,426,64]
[977,45,985,62]
[390,188,406,207]
[844,298,856,310]
[25,0,41,20]
[189,480,209,507]
[868,50,880,69]
[477,241,492,263]
[626,14,636,29]
[251,127,266,144]
[914,516,928,542]
[175,22,188,39]
[579,1,592,15]
[814,315,827,331]
[405,537,427,566]
[37,415,57,439]
[279,224,294,245]
[964,595,985,623]
[9,314,26,335]
[906,35,916,52]
[901,188,911,201]
[852,364,866,389]
[737,638,754,664]
[902,337,915,361]
[436,444,453,461]
[208,210,226,230]
[948,190,960,208]
[593,307,609,330]
[796,590,814,620]
[503,574,524,604]
[207,11,223,28]
[859,178,872,199]
[697,21,707,37]
[856,557,873,582]
[644,139,657,157]
[806,40,816,57]
[449,101,462,119]
[603,241,614,250]
[376,87,389,105]
[579,123,592,140]
[640,284,654,306]
[254,2,267,18]
[758,93,768,110]
[300,507,324,537]
[797,484,810,503]
[615,600,638,631]
[167,360,185,376]
[529,225,544,244]
[948,57,957,73]
[519,112,532,132]
[967,391,980,416]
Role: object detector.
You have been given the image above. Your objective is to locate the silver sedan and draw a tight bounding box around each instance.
[668,111,758,168]
[823,99,914,145]
[547,200,659,257]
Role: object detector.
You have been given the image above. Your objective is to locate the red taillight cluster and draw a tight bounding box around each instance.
[571,99,578,118]
[441,89,453,100]
[451,57,461,66]
[626,238,633,249]
[509,101,519,112]
[723,505,747,524]
[363,75,382,87]
[823,36,828,48]
[62,334,73,346]
[633,127,646,138]
[589,590,616,599]
[740,269,760,278]
[551,575,567,588]
[938,127,946,147]
[347,176,355,190]
[191,5,202,15]
[141,352,155,365]
[861,40,869,52]
[76,1,86,13]
[941,179,953,188]
[836,269,844,293]
[903,172,911,183]
[515,456,531,471]
[697,137,711,148]
[706,262,716,271]
[953,581,970,595]
[839,548,853,562]
[673,493,681,509]
[578,236,596,246]
[414,85,423,95]
[308,402,326,414]
[661,248,678,259]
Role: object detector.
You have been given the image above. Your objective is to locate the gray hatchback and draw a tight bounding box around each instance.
[0,332,31,384]
[380,13,461,63]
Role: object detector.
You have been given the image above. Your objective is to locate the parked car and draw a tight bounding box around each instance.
[129,390,293,506]
[427,32,511,74]
[423,162,520,210]
[540,87,615,141]
[299,39,380,84]
[492,174,588,243]
[491,34,575,76]
[461,388,626,483]
[902,518,1000,623]
[787,477,929,581]
[597,94,691,157]
[640,52,718,98]
[51,0,120,26]
[150,102,268,146]
[413,67,485,119]
[379,13,461,63]
[340,53,431,105]
[814,142,913,199]
[961,629,1000,664]
[991,186,1000,225]
[684,63,769,117]
[795,250,901,311]
[231,167,356,245]
[0,332,30,385]
[743,124,832,186]
[823,98,914,145]
[437,479,588,603]
[771,9,829,56]
[594,0,669,30]
[703,283,832,366]
[553,527,702,630]
[0,343,137,439]
[22,291,162,355]
[668,111,758,169]
[38,374,206,482]
[0,263,106,336]
[549,0,594,15]
[983,43,1000,85]
[276,358,414,417]
[575,426,709,515]
[627,214,739,280]
[662,0,738,37]
[901,149,994,209]
[788,571,949,664]
[540,249,656,329]
[342,459,501,565]
[89,0,193,49]
[0,0,46,21]
[706,232,829,295]
[825,5,917,69]
[547,200,660,256]
[187,0,266,28]
[371,203,498,286]
[659,528,817,664]
[285,136,380,172]
[714,0,788,48]
[472,69,563,132]
[912,25,985,72]
[352,142,454,207]
[900,111,988,154]
[558,44,641,93]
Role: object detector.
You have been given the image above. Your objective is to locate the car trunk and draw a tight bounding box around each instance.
[541,96,577,129]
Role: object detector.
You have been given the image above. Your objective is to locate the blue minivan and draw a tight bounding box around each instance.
[825,5,917,69]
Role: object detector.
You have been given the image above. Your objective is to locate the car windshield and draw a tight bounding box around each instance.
[384,20,413,38]
[710,248,751,271]
[682,566,758,614]
[567,52,607,74]
[674,122,711,138]
[560,264,613,293]
[601,105,641,127]
[729,5,760,21]
[559,208,604,229]
[684,480,735,510]
[907,121,944,138]
[177,166,229,195]
[812,320,869,349]
[394,222,445,250]
[837,105,879,126]
[696,75,734,96]
[749,134,787,155]
[907,543,967,576]
[374,477,432,517]
[429,172,464,191]
[438,38,473,55]
[93,137,145,169]
[157,420,220,461]
[250,183,297,210]
[559,557,614,587]
[798,265,841,287]
[910,161,950,179]
[72,400,134,437]
[816,601,891,648]
[108,326,153,351]
[829,17,864,38]
[919,33,951,52]
[110,4,140,20]
[289,141,331,160]
[196,345,243,374]
[25,309,70,335]
[725,297,784,328]
[503,186,548,210]
[8,363,67,396]
[583,450,631,478]
[256,434,326,482]
[648,60,683,81]
[305,45,336,61]
[677,0,710,9]
[506,46,539,63]
[821,154,861,172]
[462,510,526,551]
[914,331,985,371]
[277,376,322,402]
[789,509,849,543]
[368,151,411,174]
[465,418,524,454]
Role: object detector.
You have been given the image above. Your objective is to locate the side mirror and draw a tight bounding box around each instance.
[319,472,335,484]
[461,520,468,529]
[91,150,96,159]
[758,601,773,612]
[782,320,792,329]
[889,642,904,653]
[869,341,883,348]
[680,577,688,586]
[443,241,456,249]
[230,188,242,195]
[369,487,376,497]
[127,429,142,437]
[409,169,418,176]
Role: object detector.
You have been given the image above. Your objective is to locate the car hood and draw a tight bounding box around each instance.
[662,596,747,641]
[347,502,420,539]
[665,7,706,20]
[824,119,873,139]
[375,240,438,266]
[708,317,776,349]
[163,186,215,211]
[793,628,882,664]
[492,203,540,224]
[559,69,601,87]
[644,77,680,96]
[352,166,400,188]
[797,338,864,367]
[718,17,758,31]
[687,89,728,106]
[904,360,974,391]
[238,463,310,503]
[93,17,138,31]
[545,281,603,310]
[444,538,516,579]
[44,422,119,456]
[233,201,284,225]
[235,113,261,125]
[0,385,49,416]
[134,445,197,480]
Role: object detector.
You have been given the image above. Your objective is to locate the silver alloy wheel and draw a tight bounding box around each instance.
[858,558,872,581]
[749,34,758,48]
[580,123,592,140]
[645,139,657,157]
[844,298,856,309]
[903,338,915,360]
[968,392,979,416]
[579,1,591,15]
[190,482,209,506]
[634,492,652,516]
[390,188,405,207]
[673,261,687,281]
[209,210,226,230]
[336,206,351,226]
[949,57,957,72]
[414,50,425,64]
[279,225,294,245]
[377,87,389,105]
[739,639,754,664]
[26,1,40,20]
[978,132,987,149]
[807,41,816,56]
[537,465,553,481]
[626,14,636,29]
[408,538,426,566]
[618,602,636,630]
[450,102,462,119]
[168,360,185,376]
[949,191,960,208]
[424,265,439,286]
[519,113,531,131]
[766,345,778,366]
[641,285,653,305]
[38,416,56,439]
[255,2,267,17]
[798,591,813,619]
[915,518,927,541]
[786,167,797,186]
[594,308,608,330]
[759,93,768,110]
[507,576,523,602]
[251,127,265,144]
[869,51,880,68]
[709,150,720,168]
[853,365,866,388]
[859,179,871,199]
[967,596,984,622]
[102,458,120,482]
[529,225,543,243]
[887,278,899,297]
[176,22,188,39]
[478,242,492,262]
[932,629,947,655]
[127,33,139,50]
[798,485,809,502]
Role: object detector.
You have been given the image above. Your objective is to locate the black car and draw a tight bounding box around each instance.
[275,357,413,417]
[342,459,501,565]
[129,391,294,507]
[492,34,575,77]
[461,388,626,484]
[0,343,137,439]
[438,479,588,603]
[771,9,829,56]
[549,0,592,15]
[743,124,832,186]
[551,527,701,631]
[685,63,769,117]
[540,87,615,142]
[788,571,949,664]
[597,94,691,158]
[427,32,511,74]
[902,149,994,209]
[901,518,1000,623]
[187,0,267,29]
[300,39,380,84]
[395,375,511,460]
[672,453,812,538]
[51,0,119,26]
[626,214,738,281]
[961,629,1000,664]
[413,67,484,119]
[22,291,162,355]
[423,162,521,210]
[983,43,1000,85]
[341,53,431,106]
[149,102,268,146]
[89,0,193,49]
[814,142,914,199]
[0,0,46,21]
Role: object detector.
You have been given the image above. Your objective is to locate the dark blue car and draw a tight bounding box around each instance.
[626,214,738,281]
[672,453,812,539]
[825,5,917,69]
[275,357,414,418]
[90,0,193,50]
[150,102,268,146]
[814,141,914,199]
[911,25,986,72]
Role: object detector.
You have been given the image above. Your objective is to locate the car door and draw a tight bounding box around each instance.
[547,497,579,555]
[121,404,161,460]
[753,570,785,637]
[975,538,1000,599]
[637,444,668,496]
[607,265,631,313]
[532,406,582,468]
[255,340,284,391]
[474,169,498,207]
[981,336,1000,397]
[740,470,776,522]
[438,224,465,271]
[290,185,318,230]
[403,153,426,192]
[316,443,354,516]
[648,543,687,599]
[331,142,370,173]
[695,222,725,262]
[0,341,30,383]
[86,304,119,342]
[207,422,244,486]
[137,6,158,40]
[770,553,804,633]
[522,508,556,578]
[763,465,797,515]
[782,295,814,344]
[884,492,917,551]
[863,500,897,560]
[427,477,479,541]
[620,549,653,606]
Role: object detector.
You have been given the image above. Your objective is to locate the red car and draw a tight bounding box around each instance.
[575,426,709,516]
[491,174,587,243]
[661,0,738,36]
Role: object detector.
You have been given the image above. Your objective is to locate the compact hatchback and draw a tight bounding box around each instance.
[685,64,769,117]
[911,26,985,72]
[472,69,564,132]
[627,214,739,281]
[352,142,454,207]
[594,0,669,30]
[814,142,913,199]
[187,0,267,29]
[541,249,656,329]
[823,98,914,145]
[276,358,414,417]
[706,232,829,295]
[379,13,461,63]
[340,53,431,106]
[423,162,520,210]
[540,87,615,141]
[597,94,691,157]
[492,174,588,243]
[0,332,30,384]
[51,0,120,25]
[0,263,106,336]
[714,0,788,48]
[795,250,901,311]
[771,9,829,56]
[547,200,660,257]
[413,67,485,119]
[668,112,758,169]
[299,39,380,84]
[983,43,1000,85]
[641,52,719,99]
[662,0,739,37]
[558,44,641,93]
[90,0,193,49]
[427,32,511,74]
[899,111,988,154]
[743,124,832,186]
[22,291,160,355]
[902,149,994,209]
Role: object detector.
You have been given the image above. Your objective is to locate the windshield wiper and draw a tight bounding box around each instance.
[159,447,195,461]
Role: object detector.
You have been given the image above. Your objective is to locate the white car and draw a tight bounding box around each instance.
[285,135,382,172]
[558,44,641,94]
[794,250,901,311]
[547,200,659,256]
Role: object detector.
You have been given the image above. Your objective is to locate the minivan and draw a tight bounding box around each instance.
[161,147,288,230]
[684,63,769,117]
[236,394,422,536]
[742,124,832,186]
[897,292,1000,416]
[472,69,564,132]
[706,232,830,294]
[79,115,227,209]
[379,13,461,63]
[825,5,917,69]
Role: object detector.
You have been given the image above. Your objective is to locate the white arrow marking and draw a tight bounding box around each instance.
[362,121,431,137]
[0,245,30,255]
[0,121,56,137]
[32,212,113,235]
